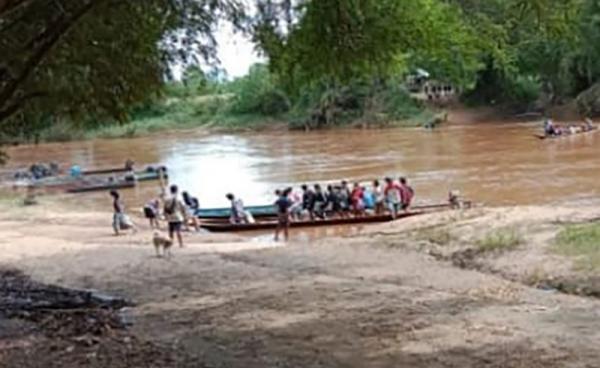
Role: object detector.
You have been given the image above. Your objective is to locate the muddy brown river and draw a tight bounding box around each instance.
[3,121,600,209]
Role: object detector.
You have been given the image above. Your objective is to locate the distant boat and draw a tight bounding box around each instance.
[536,126,598,140]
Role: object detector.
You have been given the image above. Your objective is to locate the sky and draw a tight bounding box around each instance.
[213,23,264,79]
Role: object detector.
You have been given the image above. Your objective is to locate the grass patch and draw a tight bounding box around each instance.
[554,223,600,272]
[415,227,457,246]
[476,228,524,252]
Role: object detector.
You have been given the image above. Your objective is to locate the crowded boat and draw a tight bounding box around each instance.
[542,117,596,138]
[126,175,468,239]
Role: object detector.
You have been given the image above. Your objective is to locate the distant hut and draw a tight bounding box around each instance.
[406,69,459,105]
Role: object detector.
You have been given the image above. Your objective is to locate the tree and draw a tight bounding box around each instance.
[252,0,484,92]
[0,0,243,130]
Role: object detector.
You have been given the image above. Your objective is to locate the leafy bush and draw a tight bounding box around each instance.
[228,64,291,116]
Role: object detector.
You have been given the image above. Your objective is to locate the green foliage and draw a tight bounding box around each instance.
[555,223,600,271]
[228,64,290,115]
[476,228,524,252]
[0,0,243,130]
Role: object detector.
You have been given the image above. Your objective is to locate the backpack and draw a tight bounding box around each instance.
[164,199,177,215]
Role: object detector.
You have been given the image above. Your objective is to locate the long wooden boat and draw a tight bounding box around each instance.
[65,170,166,193]
[200,202,468,232]
[82,164,167,176]
[66,180,135,193]
[536,126,598,140]
[82,166,131,176]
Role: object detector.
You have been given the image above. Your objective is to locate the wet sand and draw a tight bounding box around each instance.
[1,197,599,367]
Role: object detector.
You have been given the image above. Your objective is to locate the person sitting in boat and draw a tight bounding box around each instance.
[568,124,581,135]
[584,117,594,131]
[124,159,135,171]
[226,193,254,224]
[544,118,559,136]
[350,182,366,216]
[301,184,316,219]
[325,185,343,217]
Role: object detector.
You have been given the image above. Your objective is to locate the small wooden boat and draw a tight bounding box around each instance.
[536,126,598,140]
[200,202,468,232]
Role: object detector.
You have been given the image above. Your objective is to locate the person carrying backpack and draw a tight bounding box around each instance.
[164,185,186,248]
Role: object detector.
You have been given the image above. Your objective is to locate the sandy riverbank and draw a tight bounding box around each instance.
[1,196,600,367]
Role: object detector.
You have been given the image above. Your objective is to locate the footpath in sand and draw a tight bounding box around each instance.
[1,196,599,367]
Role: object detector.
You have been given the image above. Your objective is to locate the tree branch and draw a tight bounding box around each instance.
[0,0,101,121]
[0,91,46,121]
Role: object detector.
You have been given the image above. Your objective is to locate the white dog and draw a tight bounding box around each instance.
[152,231,173,258]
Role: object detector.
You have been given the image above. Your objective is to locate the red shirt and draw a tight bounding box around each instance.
[351,188,363,203]
[399,184,413,205]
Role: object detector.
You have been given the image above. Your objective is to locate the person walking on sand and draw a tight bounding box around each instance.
[182,191,200,231]
[274,188,292,241]
[143,197,161,229]
[110,190,137,235]
[164,185,186,248]
[226,193,254,224]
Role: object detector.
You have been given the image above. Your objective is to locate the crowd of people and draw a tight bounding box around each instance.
[111,184,202,249]
[270,177,415,241]
[110,176,416,245]
[543,117,594,137]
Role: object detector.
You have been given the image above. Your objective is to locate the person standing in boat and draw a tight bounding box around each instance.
[274,188,292,242]
[399,177,414,211]
[340,180,351,211]
[164,185,187,248]
[313,184,327,219]
[287,187,303,220]
[110,190,137,236]
[584,117,594,130]
[362,185,375,211]
[373,179,385,214]
[350,182,366,216]
[384,177,402,218]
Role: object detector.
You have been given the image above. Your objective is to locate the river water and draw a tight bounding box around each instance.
[4,121,600,210]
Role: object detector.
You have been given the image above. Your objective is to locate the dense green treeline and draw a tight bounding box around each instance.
[3,0,600,142]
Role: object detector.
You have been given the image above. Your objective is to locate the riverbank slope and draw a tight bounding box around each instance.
[1,197,600,367]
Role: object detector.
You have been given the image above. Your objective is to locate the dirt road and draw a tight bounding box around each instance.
[1,197,599,367]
